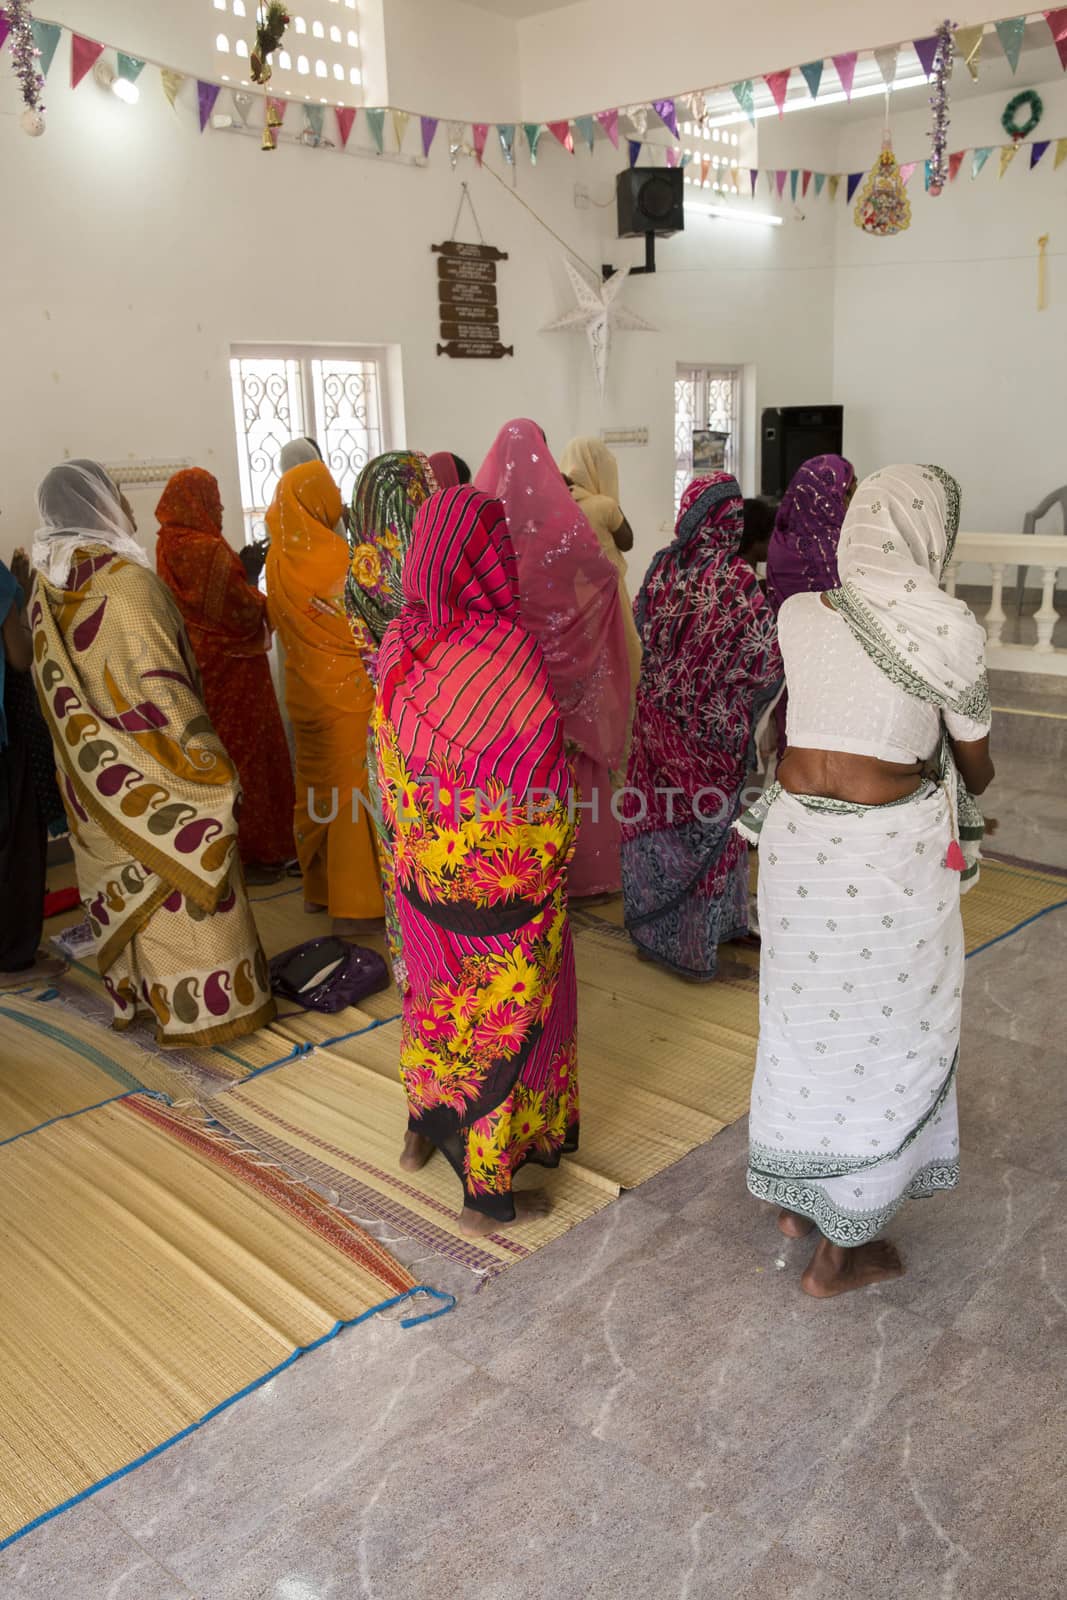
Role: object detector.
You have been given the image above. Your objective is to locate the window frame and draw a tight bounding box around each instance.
[673,363,743,514]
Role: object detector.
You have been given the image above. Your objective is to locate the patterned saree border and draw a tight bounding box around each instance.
[746,1159,960,1248]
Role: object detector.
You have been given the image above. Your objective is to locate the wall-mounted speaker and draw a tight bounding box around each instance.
[761,405,844,497]
[616,168,685,238]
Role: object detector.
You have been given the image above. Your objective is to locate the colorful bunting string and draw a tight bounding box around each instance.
[846,171,864,202]
[628,139,641,168]
[548,119,574,153]
[833,52,858,99]
[954,24,984,80]
[653,97,677,136]
[575,115,595,153]
[497,122,515,164]
[799,60,823,99]
[999,143,1018,177]
[472,121,489,165]
[391,109,409,151]
[420,114,438,157]
[160,69,185,108]
[31,18,61,79]
[365,107,385,154]
[1031,138,1050,167]
[994,16,1026,72]
[1047,8,1067,70]
[337,105,357,148]
[70,34,104,89]
[972,146,992,178]
[765,69,791,116]
[596,108,619,148]
[196,80,219,132]
[524,122,542,163]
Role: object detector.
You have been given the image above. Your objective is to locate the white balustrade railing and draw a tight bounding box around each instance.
[946,532,1067,676]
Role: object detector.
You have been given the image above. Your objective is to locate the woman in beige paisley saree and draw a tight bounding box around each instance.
[737,465,993,1298]
[31,461,275,1047]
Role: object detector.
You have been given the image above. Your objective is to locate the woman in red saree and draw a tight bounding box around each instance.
[376,486,578,1234]
[476,419,632,898]
[156,468,294,870]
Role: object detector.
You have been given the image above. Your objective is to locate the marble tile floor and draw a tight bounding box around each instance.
[2,775,1066,1599]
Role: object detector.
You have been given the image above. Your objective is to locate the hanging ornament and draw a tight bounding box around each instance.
[262,95,285,152]
[541,261,655,399]
[232,89,254,126]
[854,138,911,235]
[1001,90,1043,142]
[7,0,46,130]
[927,19,956,195]
[250,2,290,86]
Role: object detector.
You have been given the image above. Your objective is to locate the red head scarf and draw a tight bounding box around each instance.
[475,418,631,771]
[377,486,565,796]
[156,468,266,651]
[428,452,460,490]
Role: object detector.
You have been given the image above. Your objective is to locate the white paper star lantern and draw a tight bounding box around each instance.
[542,261,656,397]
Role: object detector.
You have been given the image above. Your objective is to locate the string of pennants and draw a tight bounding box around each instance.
[740,135,1067,207]
[7,9,1067,164]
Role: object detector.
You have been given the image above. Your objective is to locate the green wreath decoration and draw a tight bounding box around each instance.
[1002,89,1043,142]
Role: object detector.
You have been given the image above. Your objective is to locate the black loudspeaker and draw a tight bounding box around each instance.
[761,405,844,496]
[616,168,685,238]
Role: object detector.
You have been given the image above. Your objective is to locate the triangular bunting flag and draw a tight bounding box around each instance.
[420,115,437,156]
[701,155,711,185]
[971,146,992,178]
[653,98,678,137]
[833,52,858,99]
[765,70,791,116]
[31,20,62,78]
[995,16,1026,72]
[789,169,798,200]
[913,35,939,78]
[948,150,965,181]
[999,144,1018,178]
[665,147,679,168]
[366,108,385,153]
[337,106,357,148]
[304,103,325,142]
[846,170,864,202]
[828,174,841,201]
[472,122,489,164]
[197,81,220,132]
[575,115,595,152]
[874,45,899,86]
[548,120,574,153]
[954,24,984,80]
[749,168,758,196]
[799,60,823,99]
[0,17,8,50]
[596,109,619,147]
[160,69,185,107]
[1047,9,1067,70]
[498,123,515,164]
[117,54,146,84]
[814,171,826,197]
[802,169,812,197]
[765,170,775,194]
[1031,139,1051,168]
[732,80,755,125]
[899,161,917,186]
[71,35,105,89]
[392,110,410,150]
[923,159,932,191]
[1055,137,1067,169]
[627,106,648,138]
[524,122,542,162]
[775,169,787,197]
[628,139,641,168]
[447,121,466,168]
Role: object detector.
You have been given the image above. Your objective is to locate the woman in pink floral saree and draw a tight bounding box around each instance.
[375,486,578,1235]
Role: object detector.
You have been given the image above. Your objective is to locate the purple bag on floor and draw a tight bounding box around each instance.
[268,936,389,1014]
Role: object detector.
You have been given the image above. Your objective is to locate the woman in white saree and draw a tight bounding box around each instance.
[738,464,994,1297]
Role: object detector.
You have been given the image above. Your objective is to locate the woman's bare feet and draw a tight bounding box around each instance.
[801,1237,904,1299]
[332,916,385,938]
[458,1190,551,1237]
[0,953,68,990]
[777,1207,815,1238]
[399,1132,435,1172]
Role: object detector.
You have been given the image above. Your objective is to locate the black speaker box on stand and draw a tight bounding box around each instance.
[761,405,844,497]
[616,168,686,236]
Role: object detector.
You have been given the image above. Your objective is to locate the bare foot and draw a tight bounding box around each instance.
[398,1132,435,1172]
[332,916,384,938]
[777,1207,815,1238]
[458,1190,551,1237]
[0,953,68,990]
[801,1237,904,1299]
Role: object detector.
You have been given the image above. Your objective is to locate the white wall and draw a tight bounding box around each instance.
[832,72,1067,532]
[382,0,520,120]
[0,3,838,583]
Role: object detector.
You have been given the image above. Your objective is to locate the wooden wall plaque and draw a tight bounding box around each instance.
[432,240,512,359]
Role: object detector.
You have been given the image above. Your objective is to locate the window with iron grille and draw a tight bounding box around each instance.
[673,365,742,513]
[229,344,389,540]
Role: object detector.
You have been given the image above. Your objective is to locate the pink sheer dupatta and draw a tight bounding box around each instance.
[475,419,632,776]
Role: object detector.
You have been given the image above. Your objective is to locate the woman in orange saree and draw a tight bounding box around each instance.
[156,468,294,870]
[265,460,383,931]
[31,461,275,1046]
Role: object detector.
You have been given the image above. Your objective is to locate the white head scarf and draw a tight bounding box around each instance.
[828,463,988,720]
[278,437,322,475]
[32,460,149,589]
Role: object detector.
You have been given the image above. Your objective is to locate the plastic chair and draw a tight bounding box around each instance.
[1015,486,1067,614]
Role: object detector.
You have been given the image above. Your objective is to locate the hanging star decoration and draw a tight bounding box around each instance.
[541,260,655,397]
